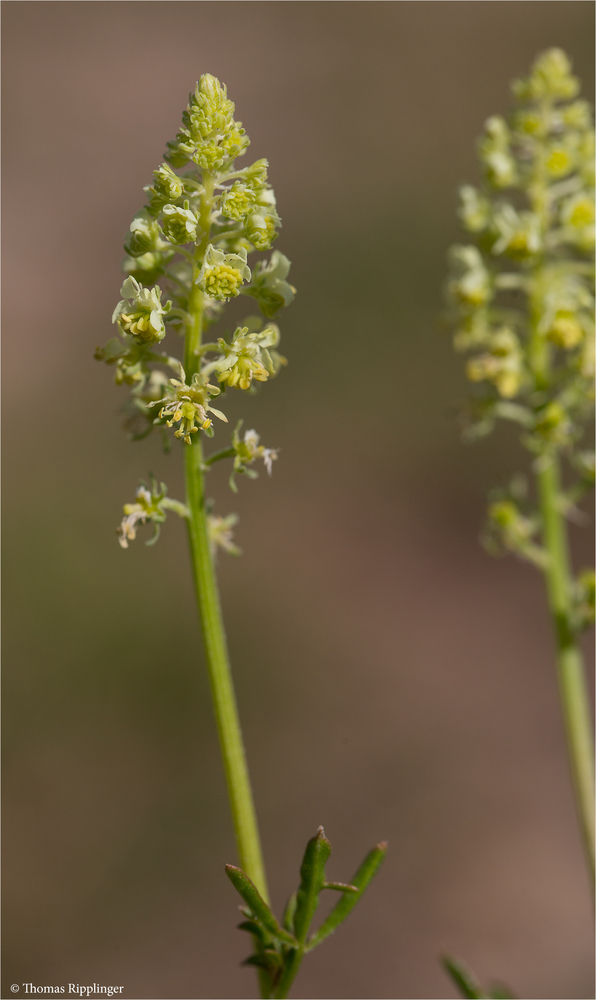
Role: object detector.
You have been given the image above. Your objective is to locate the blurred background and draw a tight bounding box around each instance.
[2,3,595,998]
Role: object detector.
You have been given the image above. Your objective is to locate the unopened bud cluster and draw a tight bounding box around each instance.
[448,49,594,629]
[98,74,295,549]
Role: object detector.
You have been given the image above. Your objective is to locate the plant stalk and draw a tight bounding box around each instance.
[183,172,269,904]
[271,948,304,999]
[537,456,595,884]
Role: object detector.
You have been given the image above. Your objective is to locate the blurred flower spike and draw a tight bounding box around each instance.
[448,46,594,438]
[447,50,595,884]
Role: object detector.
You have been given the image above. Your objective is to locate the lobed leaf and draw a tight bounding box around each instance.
[225,864,297,946]
[292,826,332,943]
[306,841,387,951]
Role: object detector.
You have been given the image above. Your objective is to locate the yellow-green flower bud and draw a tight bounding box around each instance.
[184,74,235,140]
[561,100,592,130]
[486,499,547,567]
[112,276,171,344]
[489,499,525,534]
[513,108,547,137]
[465,327,524,398]
[245,251,295,317]
[220,181,254,220]
[145,162,185,215]
[197,244,251,301]
[562,193,595,229]
[161,203,199,245]
[547,311,584,349]
[458,185,491,232]
[478,116,517,188]
[193,138,230,172]
[491,205,541,258]
[448,246,491,306]
[244,209,278,250]
[166,74,250,172]
[544,143,575,178]
[243,158,269,189]
[220,125,250,164]
[512,48,579,103]
[561,193,595,250]
[124,211,163,258]
[533,400,571,444]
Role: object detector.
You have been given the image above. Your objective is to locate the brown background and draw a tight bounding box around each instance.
[2,3,595,998]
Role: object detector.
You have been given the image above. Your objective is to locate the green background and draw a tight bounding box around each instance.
[3,3,594,998]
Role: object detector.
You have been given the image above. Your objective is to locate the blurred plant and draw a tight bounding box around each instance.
[97,74,385,998]
[442,956,515,1000]
[447,47,595,891]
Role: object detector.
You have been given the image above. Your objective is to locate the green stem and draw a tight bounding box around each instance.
[537,456,595,884]
[271,948,304,1000]
[183,171,269,904]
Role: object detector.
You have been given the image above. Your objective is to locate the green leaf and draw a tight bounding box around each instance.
[306,841,387,951]
[441,956,485,999]
[225,864,297,946]
[282,892,297,933]
[293,826,332,943]
[236,919,270,944]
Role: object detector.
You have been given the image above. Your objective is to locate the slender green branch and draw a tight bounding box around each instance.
[537,457,595,882]
[184,437,269,898]
[271,948,302,999]
[203,446,236,467]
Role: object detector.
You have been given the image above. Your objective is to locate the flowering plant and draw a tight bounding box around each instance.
[97,74,385,999]
[444,48,594,998]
